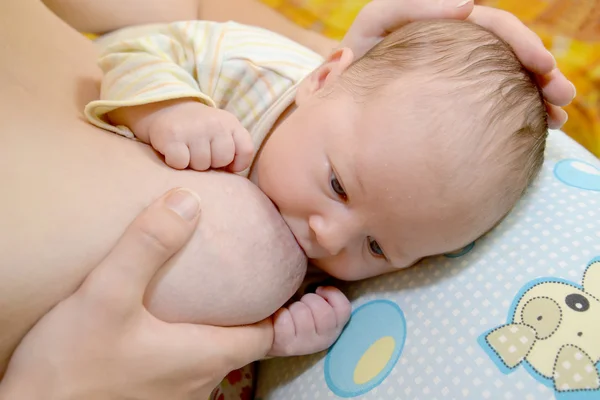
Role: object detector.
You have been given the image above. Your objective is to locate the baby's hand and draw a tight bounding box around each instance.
[110,99,255,172]
[268,286,351,357]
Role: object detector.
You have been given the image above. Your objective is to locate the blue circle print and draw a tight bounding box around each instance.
[324,300,406,398]
[444,241,475,258]
[554,159,600,191]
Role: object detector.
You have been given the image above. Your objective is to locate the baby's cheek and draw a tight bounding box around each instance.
[314,255,395,282]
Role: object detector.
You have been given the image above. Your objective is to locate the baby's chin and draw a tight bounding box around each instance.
[308,256,347,279]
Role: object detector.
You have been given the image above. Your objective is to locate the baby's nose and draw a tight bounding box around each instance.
[308,215,355,256]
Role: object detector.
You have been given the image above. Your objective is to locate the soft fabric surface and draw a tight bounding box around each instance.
[256,129,600,399]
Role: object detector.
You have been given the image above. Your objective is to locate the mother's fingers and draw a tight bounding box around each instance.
[362,0,473,36]
[79,188,201,317]
[547,103,568,130]
[343,0,473,58]
[538,68,576,107]
[468,6,554,75]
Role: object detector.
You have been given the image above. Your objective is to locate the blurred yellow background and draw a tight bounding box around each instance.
[261,0,600,157]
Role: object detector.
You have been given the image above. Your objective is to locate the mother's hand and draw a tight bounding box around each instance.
[0,188,273,400]
[467,5,573,129]
[341,0,575,130]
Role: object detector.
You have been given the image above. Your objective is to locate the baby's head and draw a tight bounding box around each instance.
[252,20,547,280]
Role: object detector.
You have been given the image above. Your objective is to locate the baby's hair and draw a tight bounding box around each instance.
[341,20,548,212]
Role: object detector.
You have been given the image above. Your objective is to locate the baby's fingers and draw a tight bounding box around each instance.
[316,287,352,328]
[162,141,190,170]
[189,138,212,171]
[149,131,190,170]
[288,301,317,337]
[210,132,235,169]
[300,293,337,335]
[228,126,254,172]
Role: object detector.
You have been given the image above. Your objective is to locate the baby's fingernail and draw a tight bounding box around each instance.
[570,82,577,99]
[165,188,201,221]
[455,0,472,8]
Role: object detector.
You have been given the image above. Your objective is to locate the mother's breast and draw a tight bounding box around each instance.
[0,108,307,374]
[145,172,308,326]
[0,0,306,376]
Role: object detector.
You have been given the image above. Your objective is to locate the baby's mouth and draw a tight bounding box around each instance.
[287,225,329,260]
[272,204,327,259]
[279,215,314,258]
[289,226,311,257]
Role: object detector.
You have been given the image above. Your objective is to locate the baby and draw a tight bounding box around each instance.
[86,19,547,356]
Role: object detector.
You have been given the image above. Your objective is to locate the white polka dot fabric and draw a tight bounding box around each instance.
[255,130,600,400]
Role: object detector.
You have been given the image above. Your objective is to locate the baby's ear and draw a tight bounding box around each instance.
[296,48,354,106]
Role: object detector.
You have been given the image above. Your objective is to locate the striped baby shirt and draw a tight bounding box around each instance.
[85,20,324,175]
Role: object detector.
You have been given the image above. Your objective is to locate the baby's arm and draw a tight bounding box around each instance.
[85,22,253,171]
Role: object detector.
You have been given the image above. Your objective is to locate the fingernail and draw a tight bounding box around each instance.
[570,82,577,99]
[316,287,329,296]
[547,50,557,69]
[455,0,472,8]
[165,189,200,221]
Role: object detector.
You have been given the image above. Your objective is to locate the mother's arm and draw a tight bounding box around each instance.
[43,0,339,56]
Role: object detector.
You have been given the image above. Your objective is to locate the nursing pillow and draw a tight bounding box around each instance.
[256,129,600,400]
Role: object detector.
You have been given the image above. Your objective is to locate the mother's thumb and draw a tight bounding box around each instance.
[218,318,274,370]
[182,317,273,375]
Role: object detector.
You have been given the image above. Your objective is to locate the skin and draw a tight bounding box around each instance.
[0,0,575,387]
[42,0,339,57]
[92,0,577,357]
[42,0,574,126]
[0,0,313,377]
[99,21,516,355]
[102,25,515,355]
[0,189,277,400]
[249,49,509,280]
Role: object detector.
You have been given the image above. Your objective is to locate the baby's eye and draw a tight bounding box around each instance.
[368,237,385,258]
[330,172,347,200]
